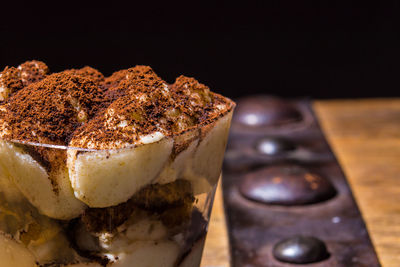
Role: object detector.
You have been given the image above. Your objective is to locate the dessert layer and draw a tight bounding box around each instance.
[0,63,234,150]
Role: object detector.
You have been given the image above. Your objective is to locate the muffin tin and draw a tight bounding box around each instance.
[222,96,380,266]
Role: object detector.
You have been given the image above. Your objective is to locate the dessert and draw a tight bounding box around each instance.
[0,61,234,266]
[0,60,49,101]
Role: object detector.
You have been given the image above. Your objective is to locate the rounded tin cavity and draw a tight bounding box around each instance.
[239,164,337,206]
[273,235,329,264]
[233,96,302,127]
[255,137,296,156]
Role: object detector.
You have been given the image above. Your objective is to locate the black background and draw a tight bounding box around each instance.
[1,1,399,100]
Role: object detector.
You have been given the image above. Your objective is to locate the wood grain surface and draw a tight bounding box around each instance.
[201,181,230,267]
[201,99,400,267]
[314,99,400,267]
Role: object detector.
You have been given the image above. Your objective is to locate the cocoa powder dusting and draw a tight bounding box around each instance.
[103,65,163,101]
[18,60,49,86]
[65,66,104,84]
[71,67,172,148]
[1,72,106,145]
[71,71,233,149]
[0,60,49,102]
[0,61,234,149]
[102,69,128,91]
[0,67,23,100]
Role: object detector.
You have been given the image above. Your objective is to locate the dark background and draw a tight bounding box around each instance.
[1,1,399,100]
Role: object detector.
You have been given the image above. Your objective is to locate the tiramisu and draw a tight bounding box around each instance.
[0,61,234,267]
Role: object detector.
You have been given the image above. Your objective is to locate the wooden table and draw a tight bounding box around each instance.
[201,99,400,267]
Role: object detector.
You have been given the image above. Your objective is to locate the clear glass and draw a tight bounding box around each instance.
[0,110,233,267]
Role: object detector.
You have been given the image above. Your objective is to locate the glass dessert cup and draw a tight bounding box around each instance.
[0,109,233,267]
